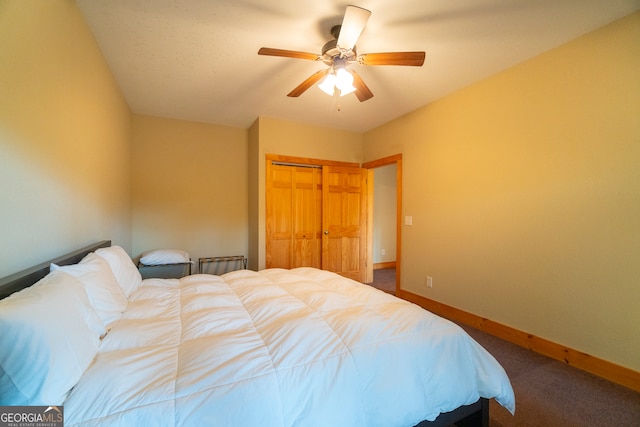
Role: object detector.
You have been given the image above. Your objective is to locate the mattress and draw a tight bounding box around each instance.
[64,267,515,426]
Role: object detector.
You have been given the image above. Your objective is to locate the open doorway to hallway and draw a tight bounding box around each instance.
[371,163,397,294]
[363,155,401,295]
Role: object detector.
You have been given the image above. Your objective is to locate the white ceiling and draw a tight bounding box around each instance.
[76,0,639,133]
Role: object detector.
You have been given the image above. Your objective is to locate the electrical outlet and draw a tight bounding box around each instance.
[381,249,386,256]
[426,276,433,288]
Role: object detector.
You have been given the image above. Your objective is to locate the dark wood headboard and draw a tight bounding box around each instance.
[0,240,111,299]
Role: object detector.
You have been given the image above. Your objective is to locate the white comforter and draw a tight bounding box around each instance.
[65,268,515,426]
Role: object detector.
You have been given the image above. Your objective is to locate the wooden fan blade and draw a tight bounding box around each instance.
[287,69,329,97]
[258,48,320,61]
[359,52,425,66]
[350,70,373,102]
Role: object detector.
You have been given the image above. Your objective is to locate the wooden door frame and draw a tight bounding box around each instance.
[266,154,359,169]
[362,154,402,293]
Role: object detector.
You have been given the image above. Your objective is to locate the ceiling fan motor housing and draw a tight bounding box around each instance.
[322,25,357,65]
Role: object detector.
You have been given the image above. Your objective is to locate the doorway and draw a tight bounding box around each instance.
[363,154,402,294]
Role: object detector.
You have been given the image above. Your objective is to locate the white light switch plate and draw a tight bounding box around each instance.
[405,216,413,226]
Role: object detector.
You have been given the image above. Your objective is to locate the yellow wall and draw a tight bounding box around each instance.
[0,0,132,277]
[131,115,248,266]
[250,117,363,269]
[364,12,640,371]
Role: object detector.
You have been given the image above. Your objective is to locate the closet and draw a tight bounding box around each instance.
[266,156,370,283]
[266,162,322,269]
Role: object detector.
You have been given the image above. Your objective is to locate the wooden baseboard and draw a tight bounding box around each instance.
[373,261,396,270]
[396,289,640,392]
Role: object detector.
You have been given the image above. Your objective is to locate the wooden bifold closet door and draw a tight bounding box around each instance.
[266,163,322,269]
[266,159,368,282]
[321,165,368,282]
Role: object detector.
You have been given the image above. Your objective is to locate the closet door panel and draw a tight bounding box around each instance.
[267,165,293,268]
[322,166,367,282]
[293,167,321,268]
[267,163,322,269]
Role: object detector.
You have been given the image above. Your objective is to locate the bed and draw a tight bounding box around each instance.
[0,241,515,426]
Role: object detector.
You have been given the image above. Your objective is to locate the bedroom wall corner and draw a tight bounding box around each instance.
[363,11,640,372]
[131,115,249,268]
[247,118,260,271]
[0,0,132,277]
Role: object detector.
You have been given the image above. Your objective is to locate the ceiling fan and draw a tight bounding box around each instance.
[258,5,425,102]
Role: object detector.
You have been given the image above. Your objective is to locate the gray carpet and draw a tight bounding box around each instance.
[368,269,640,425]
[459,323,640,426]
[371,267,396,294]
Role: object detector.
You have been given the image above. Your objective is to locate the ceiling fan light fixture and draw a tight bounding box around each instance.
[335,68,356,96]
[318,67,356,97]
[318,72,337,95]
[339,86,356,97]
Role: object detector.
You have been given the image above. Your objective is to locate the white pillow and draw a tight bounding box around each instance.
[139,249,191,265]
[95,245,142,297]
[0,270,105,405]
[51,253,127,328]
